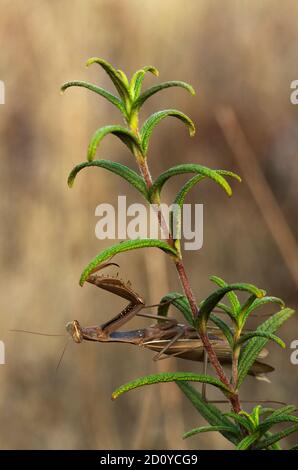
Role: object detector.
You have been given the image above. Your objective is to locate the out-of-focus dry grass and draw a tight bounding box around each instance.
[0,0,297,449]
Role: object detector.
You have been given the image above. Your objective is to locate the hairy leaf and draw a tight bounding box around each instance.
[224,412,255,433]
[258,414,298,434]
[239,296,285,328]
[210,276,241,318]
[177,383,239,444]
[237,308,295,386]
[254,425,298,450]
[80,239,177,286]
[130,66,159,99]
[183,425,238,440]
[158,292,193,326]
[150,164,239,202]
[111,373,230,400]
[236,331,285,349]
[210,314,234,348]
[87,125,142,161]
[236,432,260,450]
[86,57,130,102]
[197,283,265,328]
[141,110,195,154]
[134,81,195,111]
[61,81,126,114]
[68,160,149,200]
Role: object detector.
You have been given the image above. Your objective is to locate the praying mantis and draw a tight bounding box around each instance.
[66,263,274,381]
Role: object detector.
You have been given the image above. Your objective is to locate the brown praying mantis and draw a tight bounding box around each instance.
[13,262,285,406]
[66,262,274,383]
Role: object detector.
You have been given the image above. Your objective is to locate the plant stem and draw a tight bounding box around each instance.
[130,127,242,414]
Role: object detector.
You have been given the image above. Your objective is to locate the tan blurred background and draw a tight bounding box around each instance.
[0,0,297,450]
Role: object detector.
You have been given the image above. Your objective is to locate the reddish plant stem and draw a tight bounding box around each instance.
[175,259,198,317]
[132,133,241,414]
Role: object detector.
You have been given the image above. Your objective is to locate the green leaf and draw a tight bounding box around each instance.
[177,383,239,444]
[183,425,238,440]
[251,405,262,427]
[290,444,298,450]
[197,283,265,328]
[61,81,126,115]
[236,331,285,349]
[237,308,295,386]
[210,276,241,318]
[266,405,297,420]
[80,239,177,286]
[263,432,282,450]
[140,110,195,155]
[133,80,195,111]
[239,296,285,328]
[87,125,142,161]
[209,314,234,348]
[86,57,130,102]
[150,164,238,203]
[117,69,130,90]
[236,432,260,450]
[174,175,205,207]
[258,414,298,434]
[130,66,159,99]
[237,294,258,328]
[157,292,193,326]
[224,412,255,433]
[67,159,149,200]
[171,171,240,242]
[215,302,234,317]
[173,171,241,209]
[111,372,230,400]
[254,425,298,450]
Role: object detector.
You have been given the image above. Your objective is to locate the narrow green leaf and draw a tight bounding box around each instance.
[209,314,234,348]
[263,432,282,450]
[239,296,285,327]
[61,81,126,114]
[150,164,237,202]
[80,239,177,286]
[224,412,255,433]
[251,405,262,427]
[210,276,241,318]
[254,425,298,450]
[174,170,241,208]
[258,414,298,434]
[236,332,285,349]
[265,405,297,420]
[157,292,193,326]
[117,69,130,89]
[87,125,142,161]
[237,308,295,386]
[174,175,205,207]
[236,432,260,450]
[183,425,238,440]
[134,80,195,111]
[112,373,230,400]
[86,57,130,102]
[290,444,298,450]
[130,66,159,99]
[197,283,265,328]
[141,110,195,155]
[67,159,149,200]
[177,383,239,444]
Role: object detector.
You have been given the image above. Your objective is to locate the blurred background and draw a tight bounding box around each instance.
[0,0,297,450]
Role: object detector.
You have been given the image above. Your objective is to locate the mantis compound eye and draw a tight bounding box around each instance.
[66,320,83,343]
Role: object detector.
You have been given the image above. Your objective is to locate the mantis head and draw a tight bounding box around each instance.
[66,320,84,343]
